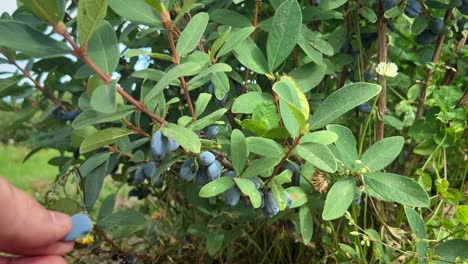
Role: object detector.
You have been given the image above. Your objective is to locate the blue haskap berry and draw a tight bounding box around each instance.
[51,107,64,119]
[259,192,265,208]
[249,177,261,189]
[358,103,372,113]
[133,168,145,185]
[61,110,80,121]
[153,175,164,188]
[383,0,398,12]
[179,159,198,181]
[282,162,301,185]
[457,17,466,32]
[355,197,362,206]
[263,191,279,218]
[151,131,168,161]
[458,0,468,15]
[286,192,293,208]
[207,160,222,181]
[143,162,157,179]
[224,186,241,207]
[404,0,422,18]
[207,83,228,106]
[128,188,145,200]
[416,29,439,45]
[429,17,445,35]
[198,151,216,166]
[73,148,80,159]
[63,213,93,241]
[204,125,219,139]
[195,169,210,186]
[168,138,180,152]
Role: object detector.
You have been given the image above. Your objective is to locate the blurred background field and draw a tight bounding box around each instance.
[0,144,58,193]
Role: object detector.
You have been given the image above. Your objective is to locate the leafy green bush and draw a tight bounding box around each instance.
[0,0,467,263]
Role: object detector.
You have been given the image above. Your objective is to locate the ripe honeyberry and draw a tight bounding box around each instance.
[61,111,80,121]
[416,29,439,44]
[198,151,216,166]
[128,188,145,200]
[429,17,445,35]
[224,186,241,207]
[282,162,301,185]
[63,213,93,241]
[263,191,279,218]
[133,168,145,185]
[195,169,210,186]
[404,0,422,18]
[358,103,372,113]
[458,0,468,15]
[204,125,219,139]
[383,0,398,12]
[153,175,164,188]
[151,131,168,161]
[249,177,261,189]
[207,160,222,181]
[179,160,198,181]
[143,162,157,179]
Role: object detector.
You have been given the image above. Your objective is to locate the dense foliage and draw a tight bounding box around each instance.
[0,0,467,263]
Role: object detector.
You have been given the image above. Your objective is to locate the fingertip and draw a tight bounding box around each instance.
[49,211,73,237]
[0,255,67,264]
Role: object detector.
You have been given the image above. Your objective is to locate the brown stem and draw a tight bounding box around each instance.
[416,9,453,119]
[60,30,167,125]
[376,0,388,141]
[106,146,133,158]
[123,120,151,138]
[0,50,66,109]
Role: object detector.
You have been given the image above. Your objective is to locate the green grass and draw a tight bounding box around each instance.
[0,144,59,193]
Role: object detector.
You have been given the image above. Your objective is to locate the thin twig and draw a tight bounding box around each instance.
[416,9,453,119]
[376,0,388,141]
[60,29,167,125]
[123,119,151,138]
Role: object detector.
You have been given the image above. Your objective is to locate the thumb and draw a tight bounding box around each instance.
[0,177,73,255]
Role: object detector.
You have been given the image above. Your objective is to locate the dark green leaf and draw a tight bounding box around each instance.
[231,129,248,175]
[199,177,235,198]
[246,137,284,157]
[296,142,337,172]
[108,0,161,27]
[90,81,117,113]
[326,124,358,168]
[84,160,108,211]
[20,0,65,24]
[233,37,269,74]
[210,9,251,28]
[289,63,327,92]
[176,12,209,57]
[234,177,262,208]
[299,205,313,244]
[405,207,428,264]
[433,239,468,264]
[78,0,108,49]
[217,26,255,58]
[322,178,355,220]
[87,21,119,75]
[361,136,404,172]
[160,123,201,153]
[72,107,134,129]
[80,128,135,154]
[232,92,273,114]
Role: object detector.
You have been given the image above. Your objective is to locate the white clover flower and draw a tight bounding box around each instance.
[376,62,398,78]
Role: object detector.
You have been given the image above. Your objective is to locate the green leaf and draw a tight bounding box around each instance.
[108,0,161,27]
[300,131,338,145]
[217,26,255,58]
[20,0,65,24]
[298,35,323,65]
[78,0,108,50]
[310,38,334,56]
[87,21,119,75]
[251,102,280,130]
[273,170,292,185]
[47,198,82,216]
[211,72,230,100]
[296,142,337,173]
[195,93,212,117]
[144,0,163,13]
[246,137,284,157]
[232,92,273,114]
[90,81,116,114]
[72,107,134,129]
[322,178,355,220]
[160,123,201,153]
[79,152,112,176]
[145,62,203,102]
[0,20,70,58]
[456,205,468,226]
[0,76,22,96]
[326,124,358,168]
[361,136,404,172]
[360,7,377,23]
[405,207,428,264]
[267,0,302,71]
[319,0,347,10]
[289,63,327,92]
[299,205,313,244]
[433,239,468,264]
[187,63,232,89]
[411,14,429,35]
[71,126,98,148]
[273,76,309,123]
[234,178,262,208]
[231,129,248,175]
[363,172,430,207]
[172,0,197,25]
[233,37,269,74]
[199,177,235,198]
[286,186,308,208]
[97,210,146,228]
[97,194,115,221]
[80,128,135,154]
[206,231,224,256]
[189,108,227,131]
[210,9,252,28]
[242,156,282,178]
[271,180,288,211]
[84,160,108,211]
[310,83,381,130]
[176,12,209,57]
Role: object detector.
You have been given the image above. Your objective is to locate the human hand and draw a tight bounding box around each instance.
[0,176,74,264]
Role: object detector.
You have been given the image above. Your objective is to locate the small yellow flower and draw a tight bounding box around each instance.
[75,233,95,245]
[376,62,398,78]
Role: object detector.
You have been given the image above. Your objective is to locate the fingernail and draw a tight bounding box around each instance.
[49,211,71,228]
